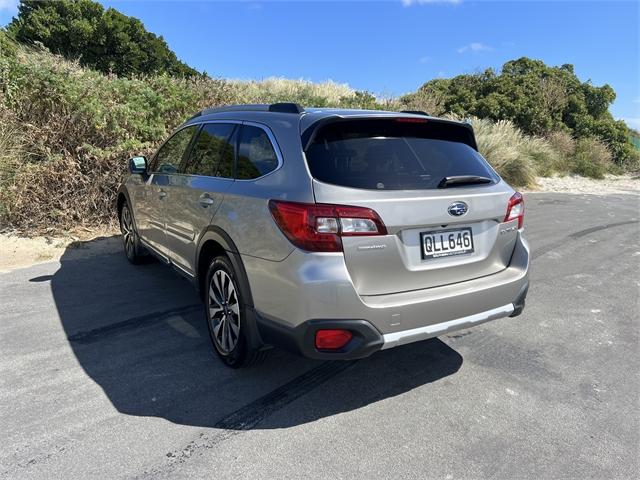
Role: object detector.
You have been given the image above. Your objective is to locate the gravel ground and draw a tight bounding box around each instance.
[527,174,640,195]
[0,229,119,273]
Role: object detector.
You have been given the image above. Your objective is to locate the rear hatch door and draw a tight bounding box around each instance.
[305,116,519,296]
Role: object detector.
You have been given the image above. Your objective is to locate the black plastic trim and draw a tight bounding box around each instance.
[116,186,131,222]
[195,226,265,350]
[510,282,529,317]
[195,226,252,303]
[256,313,384,360]
[400,110,429,116]
[178,123,205,173]
[190,103,305,117]
[268,102,304,114]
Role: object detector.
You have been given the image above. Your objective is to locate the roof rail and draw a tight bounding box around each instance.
[400,110,429,116]
[268,102,304,114]
[191,103,305,118]
[187,111,203,121]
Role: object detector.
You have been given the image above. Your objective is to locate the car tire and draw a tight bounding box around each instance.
[120,202,146,264]
[205,255,267,368]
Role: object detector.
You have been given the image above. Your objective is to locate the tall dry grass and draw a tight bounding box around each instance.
[0,36,383,232]
[0,31,622,233]
[229,77,360,105]
[0,105,26,220]
[468,117,561,187]
[571,137,613,179]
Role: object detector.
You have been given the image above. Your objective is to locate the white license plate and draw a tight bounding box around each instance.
[420,227,474,259]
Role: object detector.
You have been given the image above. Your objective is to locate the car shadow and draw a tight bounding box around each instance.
[48,236,463,429]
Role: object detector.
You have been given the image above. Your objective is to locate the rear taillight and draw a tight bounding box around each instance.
[315,329,353,350]
[504,192,524,229]
[268,200,387,252]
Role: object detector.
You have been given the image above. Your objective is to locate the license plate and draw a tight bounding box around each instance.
[420,227,474,259]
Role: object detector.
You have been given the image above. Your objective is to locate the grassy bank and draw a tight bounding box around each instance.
[0,31,635,233]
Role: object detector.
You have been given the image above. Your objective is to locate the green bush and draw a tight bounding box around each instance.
[569,137,613,179]
[0,28,634,233]
[396,89,445,117]
[0,31,386,231]
[8,0,199,77]
[413,57,637,166]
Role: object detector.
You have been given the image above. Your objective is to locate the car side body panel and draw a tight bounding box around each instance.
[165,174,234,274]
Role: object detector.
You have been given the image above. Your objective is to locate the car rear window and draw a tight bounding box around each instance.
[304,118,498,190]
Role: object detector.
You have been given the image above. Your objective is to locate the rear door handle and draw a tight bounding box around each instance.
[199,194,215,208]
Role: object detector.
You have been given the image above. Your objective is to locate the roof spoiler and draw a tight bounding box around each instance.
[301,115,478,151]
[400,110,429,116]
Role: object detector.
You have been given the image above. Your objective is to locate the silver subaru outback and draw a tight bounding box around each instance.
[117,103,529,368]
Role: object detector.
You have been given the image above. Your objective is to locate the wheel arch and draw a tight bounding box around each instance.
[116,187,132,223]
[195,226,254,308]
[196,226,264,351]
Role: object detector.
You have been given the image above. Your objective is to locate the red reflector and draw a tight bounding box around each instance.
[315,329,353,350]
[394,117,428,123]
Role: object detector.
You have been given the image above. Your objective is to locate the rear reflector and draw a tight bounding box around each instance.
[504,192,525,229]
[315,329,353,350]
[268,200,387,252]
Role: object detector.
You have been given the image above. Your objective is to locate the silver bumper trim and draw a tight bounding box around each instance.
[380,303,515,350]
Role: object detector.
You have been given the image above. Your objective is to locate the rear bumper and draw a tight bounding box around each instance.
[380,303,514,350]
[246,232,530,358]
[256,301,521,360]
[256,314,384,360]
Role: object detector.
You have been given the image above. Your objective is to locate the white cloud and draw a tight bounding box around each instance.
[0,0,18,13]
[419,56,431,63]
[402,0,462,6]
[457,42,493,54]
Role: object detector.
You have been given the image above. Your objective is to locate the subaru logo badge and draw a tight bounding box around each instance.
[448,202,468,217]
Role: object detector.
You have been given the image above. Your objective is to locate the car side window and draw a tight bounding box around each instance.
[236,125,279,180]
[183,123,236,178]
[151,125,197,174]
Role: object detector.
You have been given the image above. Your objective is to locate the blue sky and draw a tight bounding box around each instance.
[1,0,638,128]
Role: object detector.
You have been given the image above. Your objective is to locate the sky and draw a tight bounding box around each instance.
[1,0,638,128]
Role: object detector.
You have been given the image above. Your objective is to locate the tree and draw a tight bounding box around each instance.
[403,57,636,164]
[8,0,199,77]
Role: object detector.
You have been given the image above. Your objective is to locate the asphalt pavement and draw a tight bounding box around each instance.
[1,192,639,479]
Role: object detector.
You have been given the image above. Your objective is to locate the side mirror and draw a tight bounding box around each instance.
[128,156,147,175]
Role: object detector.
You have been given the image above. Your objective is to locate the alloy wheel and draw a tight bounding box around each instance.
[208,269,241,354]
[121,206,135,258]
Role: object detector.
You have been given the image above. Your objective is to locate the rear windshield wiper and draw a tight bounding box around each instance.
[437,175,494,189]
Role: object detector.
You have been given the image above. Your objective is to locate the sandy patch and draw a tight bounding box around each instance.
[526,174,640,195]
[0,227,121,272]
